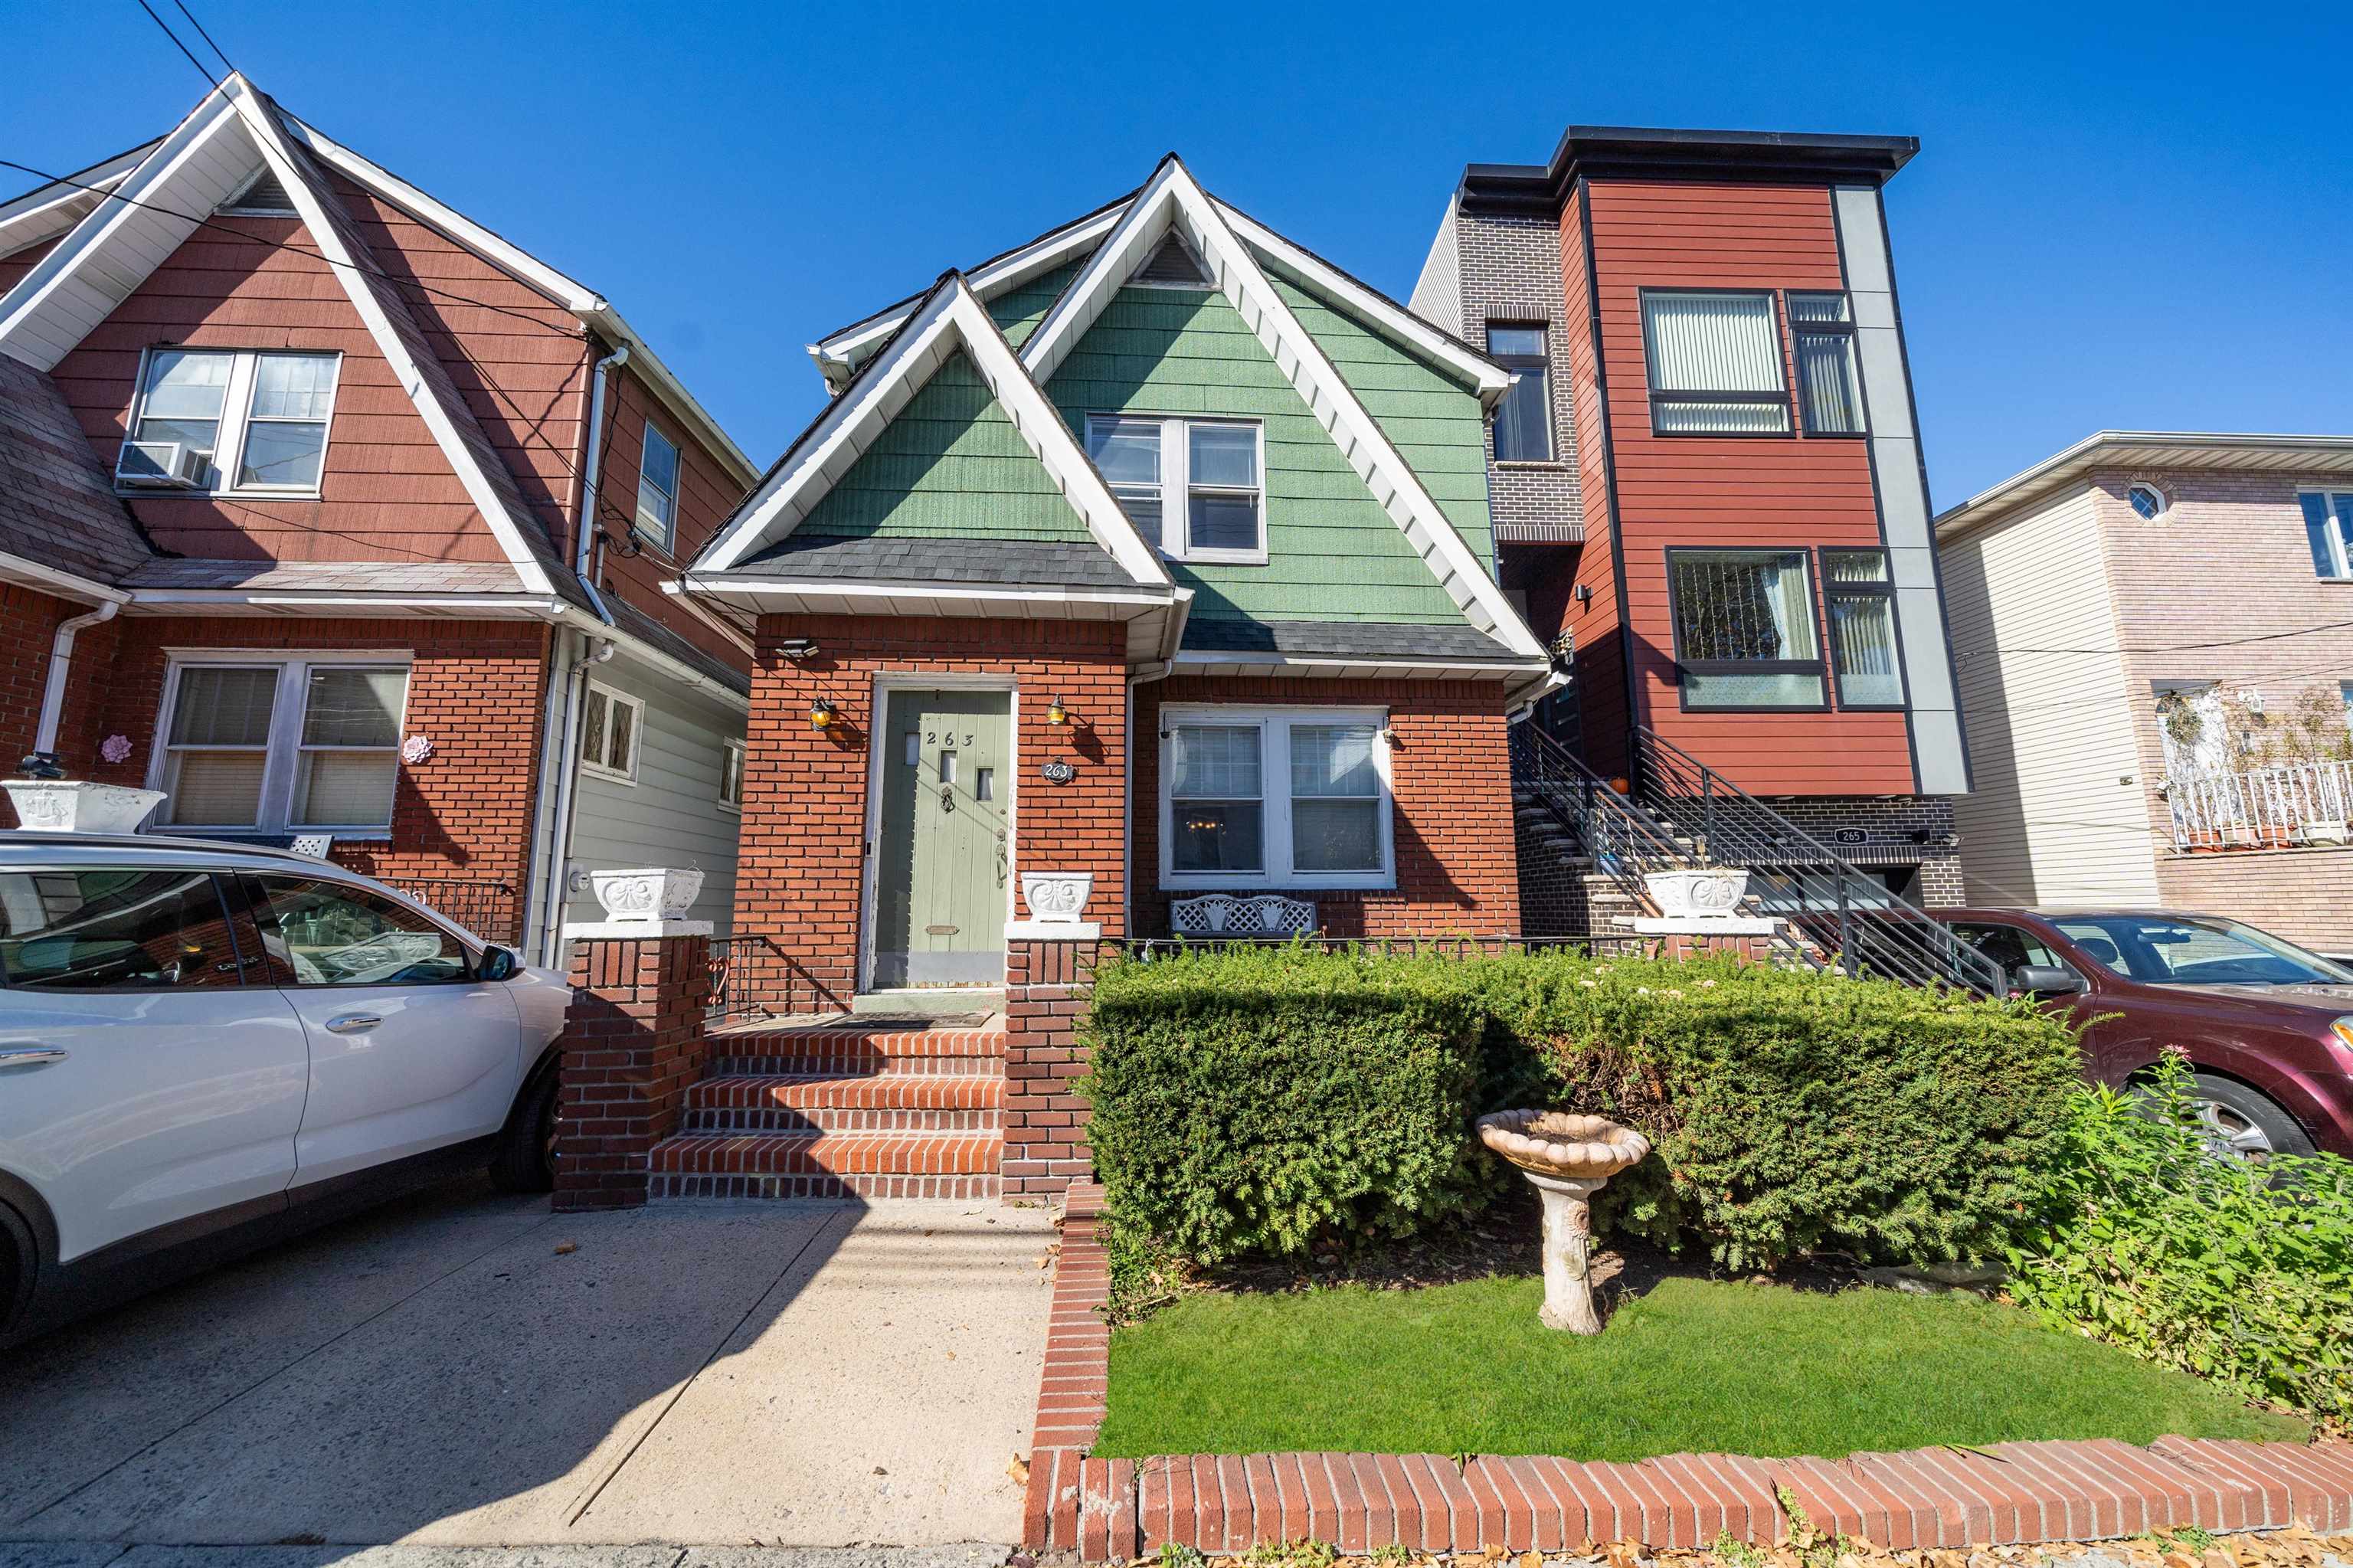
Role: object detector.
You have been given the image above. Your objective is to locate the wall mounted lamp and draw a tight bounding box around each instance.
[1046,696,1071,727]
[810,697,838,731]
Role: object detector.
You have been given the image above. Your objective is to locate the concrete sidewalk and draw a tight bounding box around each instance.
[0,1178,1055,1547]
[0,1549,1010,1568]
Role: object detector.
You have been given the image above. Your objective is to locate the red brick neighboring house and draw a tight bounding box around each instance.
[0,74,758,961]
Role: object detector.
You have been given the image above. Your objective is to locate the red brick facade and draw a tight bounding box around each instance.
[0,582,119,817]
[1003,936,1108,1198]
[731,614,1131,1007]
[551,934,715,1212]
[1132,674,1523,938]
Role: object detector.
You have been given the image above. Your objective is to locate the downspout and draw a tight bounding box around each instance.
[23,600,122,773]
[533,341,630,964]
[1120,590,1190,940]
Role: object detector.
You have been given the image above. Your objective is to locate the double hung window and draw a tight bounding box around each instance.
[1821,550,1905,709]
[120,348,341,493]
[1485,324,1553,462]
[580,683,643,784]
[636,422,681,551]
[1788,293,1865,435]
[157,656,410,833]
[1163,710,1390,888]
[1086,415,1265,562]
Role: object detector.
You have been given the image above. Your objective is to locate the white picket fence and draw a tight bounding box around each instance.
[2167,758,2353,851]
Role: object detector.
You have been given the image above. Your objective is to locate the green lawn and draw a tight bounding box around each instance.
[1093,1275,2304,1461]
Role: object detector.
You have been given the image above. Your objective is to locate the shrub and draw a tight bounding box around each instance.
[1079,944,1487,1266]
[1080,943,2081,1281]
[2004,1057,2353,1420]
[1468,950,2083,1271]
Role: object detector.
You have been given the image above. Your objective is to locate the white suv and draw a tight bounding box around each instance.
[0,833,571,1346]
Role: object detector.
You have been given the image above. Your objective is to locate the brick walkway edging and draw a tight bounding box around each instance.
[1025,1183,2353,1560]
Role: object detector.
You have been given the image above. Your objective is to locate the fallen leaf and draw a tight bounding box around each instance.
[946,1350,957,1360]
[553,1240,578,1255]
[1520,1552,1543,1568]
[1008,1455,1030,1488]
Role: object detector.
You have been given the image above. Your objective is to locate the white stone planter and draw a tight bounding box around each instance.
[1019,872,1094,925]
[3,780,168,834]
[588,867,705,923]
[1643,867,1751,919]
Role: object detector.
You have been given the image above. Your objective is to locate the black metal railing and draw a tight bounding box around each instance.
[706,934,836,1022]
[1631,726,2004,996]
[1509,719,1696,910]
[1119,932,1654,962]
[385,877,519,945]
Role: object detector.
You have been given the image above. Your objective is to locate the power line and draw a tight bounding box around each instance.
[1959,616,2353,660]
[129,0,218,90]
[169,0,236,74]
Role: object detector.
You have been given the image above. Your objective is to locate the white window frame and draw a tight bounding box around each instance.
[146,649,413,837]
[718,738,747,812]
[634,421,681,553]
[1159,705,1394,891]
[579,680,645,785]
[118,346,343,498]
[1085,414,1267,565]
[2302,491,2353,581]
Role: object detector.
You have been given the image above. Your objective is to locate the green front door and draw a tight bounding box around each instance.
[872,688,1012,988]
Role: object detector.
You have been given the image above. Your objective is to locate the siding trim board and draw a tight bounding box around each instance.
[1577,181,1644,765]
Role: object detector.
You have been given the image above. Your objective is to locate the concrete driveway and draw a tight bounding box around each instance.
[0,1178,1056,1549]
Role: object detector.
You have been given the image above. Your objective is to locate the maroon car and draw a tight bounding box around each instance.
[1940,908,2353,1159]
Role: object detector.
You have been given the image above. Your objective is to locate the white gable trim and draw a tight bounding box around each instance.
[280,116,758,486]
[810,204,1127,387]
[217,85,561,598]
[1020,159,1545,661]
[695,276,1169,587]
[0,139,159,263]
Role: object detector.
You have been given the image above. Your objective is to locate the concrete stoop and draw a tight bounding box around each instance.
[651,1021,1006,1199]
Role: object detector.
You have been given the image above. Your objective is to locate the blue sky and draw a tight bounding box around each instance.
[5,1,2349,509]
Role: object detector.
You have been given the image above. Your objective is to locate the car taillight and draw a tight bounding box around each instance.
[2332,1017,2353,1066]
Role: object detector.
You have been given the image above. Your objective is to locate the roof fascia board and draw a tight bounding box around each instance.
[1170,649,1541,677]
[0,550,131,604]
[0,89,244,368]
[1459,125,1918,214]
[697,277,1169,587]
[1019,157,1546,660]
[123,591,560,615]
[1212,201,1510,406]
[224,82,560,599]
[1933,430,2353,540]
[281,116,757,486]
[0,140,159,256]
[674,575,1174,610]
[810,203,1128,381]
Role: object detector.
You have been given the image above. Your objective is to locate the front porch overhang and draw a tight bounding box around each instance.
[670,574,1190,666]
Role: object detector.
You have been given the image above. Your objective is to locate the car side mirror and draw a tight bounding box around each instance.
[2014,964,2086,997]
[477,946,519,983]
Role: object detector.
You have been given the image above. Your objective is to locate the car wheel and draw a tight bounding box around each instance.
[489,1066,560,1193]
[0,1200,34,1344]
[2173,1072,2314,1161]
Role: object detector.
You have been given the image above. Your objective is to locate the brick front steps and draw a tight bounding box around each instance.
[1026,1185,2353,1561]
[649,1020,1004,1200]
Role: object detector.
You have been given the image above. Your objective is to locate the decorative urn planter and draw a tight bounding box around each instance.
[1019,872,1094,925]
[587,867,705,923]
[2,779,169,834]
[1475,1110,1652,1334]
[1642,867,1751,920]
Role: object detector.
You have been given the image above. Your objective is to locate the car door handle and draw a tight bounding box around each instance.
[325,1014,381,1036]
[0,1046,68,1067]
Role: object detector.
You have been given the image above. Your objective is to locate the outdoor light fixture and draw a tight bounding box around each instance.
[1046,696,1070,726]
[777,637,820,660]
[810,697,838,731]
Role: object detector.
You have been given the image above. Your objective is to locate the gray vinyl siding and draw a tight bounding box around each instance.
[559,653,745,933]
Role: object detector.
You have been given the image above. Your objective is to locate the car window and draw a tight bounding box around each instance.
[2051,915,2353,986]
[0,869,249,990]
[1949,921,2073,989]
[243,874,472,987]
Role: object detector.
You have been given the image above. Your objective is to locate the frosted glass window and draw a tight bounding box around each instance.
[1641,292,1791,434]
[581,683,642,782]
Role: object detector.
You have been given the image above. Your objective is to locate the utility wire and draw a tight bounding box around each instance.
[1959,616,2353,660]
[129,0,218,90]
[169,0,237,74]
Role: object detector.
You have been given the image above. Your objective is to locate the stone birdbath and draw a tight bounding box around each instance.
[1475,1110,1651,1334]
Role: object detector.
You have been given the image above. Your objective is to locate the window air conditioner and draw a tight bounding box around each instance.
[117,440,208,489]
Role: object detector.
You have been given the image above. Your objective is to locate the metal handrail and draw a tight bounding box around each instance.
[1632,726,2004,995]
[385,877,519,944]
[1510,719,1695,909]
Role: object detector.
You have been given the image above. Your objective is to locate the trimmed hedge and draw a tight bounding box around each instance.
[1079,944,1487,1263]
[1080,944,2082,1275]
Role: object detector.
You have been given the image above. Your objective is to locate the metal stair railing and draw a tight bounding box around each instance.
[1509,719,1697,910]
[1631,725,2004,995]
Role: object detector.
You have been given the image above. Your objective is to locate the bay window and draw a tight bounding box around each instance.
[1163,709,1392,888]
[1821,550,1906,709]
[1666,549,1825,709]
[1086,415,1265,562]
[119,348,340,493]
[1639,291,1790,434]
[155,653,410,833]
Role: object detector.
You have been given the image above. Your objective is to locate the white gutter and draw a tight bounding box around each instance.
[31,601,120,759]
[535,630,614,965]
[0,551,133,608]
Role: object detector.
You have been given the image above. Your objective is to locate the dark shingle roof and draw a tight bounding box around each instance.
[604,592,751,698]
[735,533,1137,589]
[119,559,526,593]
[0,354,153,584]
[1180,618,1523,660]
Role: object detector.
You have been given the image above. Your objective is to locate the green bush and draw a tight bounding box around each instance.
[1078,944,1487,1265]
[1468,950,2083,1271]
[2004,1057,2353,1420]
[1080,944,2082,1280]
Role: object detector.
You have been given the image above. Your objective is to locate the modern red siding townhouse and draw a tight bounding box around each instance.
[1410,129,1973,925]
[0,74,758,961]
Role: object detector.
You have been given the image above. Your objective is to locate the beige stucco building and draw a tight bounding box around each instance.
[1936,433,2353,951]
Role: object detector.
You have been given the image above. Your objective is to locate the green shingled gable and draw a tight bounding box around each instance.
[990,259,1088,348]
[1043,286,1479,627]
[797,351,1094,543]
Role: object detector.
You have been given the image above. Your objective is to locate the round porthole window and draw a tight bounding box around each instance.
[2129,483,2167,520]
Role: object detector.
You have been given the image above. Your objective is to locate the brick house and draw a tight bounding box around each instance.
[1936,432,2353,951]
[1408,129,1974,925]
[0,74,758,961]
